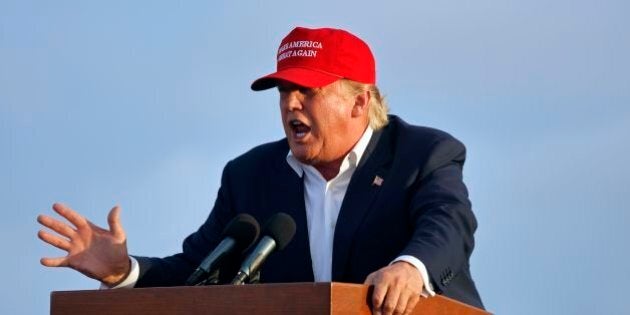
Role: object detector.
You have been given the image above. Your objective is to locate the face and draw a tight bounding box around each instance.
[279,80,368,169]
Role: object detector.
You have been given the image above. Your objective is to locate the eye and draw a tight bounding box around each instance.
[299,87,317,97]
[277,84,316,97]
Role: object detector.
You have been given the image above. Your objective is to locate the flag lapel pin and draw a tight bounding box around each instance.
[372,175,384,186]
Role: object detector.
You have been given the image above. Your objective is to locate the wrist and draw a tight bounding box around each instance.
[101,257,132,287]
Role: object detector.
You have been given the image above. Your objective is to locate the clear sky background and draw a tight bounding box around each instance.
[2,1,629,314]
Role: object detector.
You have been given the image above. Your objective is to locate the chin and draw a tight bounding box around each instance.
[289,149,315,165]
[290,151,310,163]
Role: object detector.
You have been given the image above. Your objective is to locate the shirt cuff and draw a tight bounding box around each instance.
[392,255,436,297]
[99,256,140,290]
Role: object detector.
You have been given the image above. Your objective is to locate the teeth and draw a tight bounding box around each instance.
[289,119,309,139]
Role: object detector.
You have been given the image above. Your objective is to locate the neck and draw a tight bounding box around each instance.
[314,157,345,181]
[312,121,370,181]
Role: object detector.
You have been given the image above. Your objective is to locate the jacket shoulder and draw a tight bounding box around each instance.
[227,138,289,171]
[388,115,463,146]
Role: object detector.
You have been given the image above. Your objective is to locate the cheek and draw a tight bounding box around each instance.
[279,100,286,115]
[279,112,290,136]
[324,105,349,127]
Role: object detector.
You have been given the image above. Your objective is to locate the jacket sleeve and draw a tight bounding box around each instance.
[399,136,477,294]
[134,160,237,287]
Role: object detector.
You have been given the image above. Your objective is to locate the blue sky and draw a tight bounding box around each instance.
[2,1,629,314]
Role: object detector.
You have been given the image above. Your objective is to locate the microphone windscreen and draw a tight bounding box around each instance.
[263,212,296,250]
[223,214,260,252]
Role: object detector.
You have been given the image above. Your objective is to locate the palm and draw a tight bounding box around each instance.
[38,203,130,285]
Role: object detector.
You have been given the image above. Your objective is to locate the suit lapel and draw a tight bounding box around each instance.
[332,126,393,279]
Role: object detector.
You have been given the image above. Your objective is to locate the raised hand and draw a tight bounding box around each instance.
[37,203,131,286]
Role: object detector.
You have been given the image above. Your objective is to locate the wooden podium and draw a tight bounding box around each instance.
[51,282,489,315]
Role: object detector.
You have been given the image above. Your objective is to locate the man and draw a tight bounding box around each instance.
[38,27,484,315]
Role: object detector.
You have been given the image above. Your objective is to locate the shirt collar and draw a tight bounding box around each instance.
[286,126,374,178]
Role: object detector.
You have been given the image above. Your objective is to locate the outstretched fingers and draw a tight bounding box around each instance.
[38,230,71,251]
[52,203,88,230]
[37,214,77,239]
[40,256,69,267]
[38,202,133,285]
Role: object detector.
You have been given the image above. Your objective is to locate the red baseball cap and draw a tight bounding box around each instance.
[251,27,376,91]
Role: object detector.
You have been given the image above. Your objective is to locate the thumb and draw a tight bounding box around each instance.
[107,205,125,238]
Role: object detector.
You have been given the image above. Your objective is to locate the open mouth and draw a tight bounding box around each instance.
[289,119,311,140]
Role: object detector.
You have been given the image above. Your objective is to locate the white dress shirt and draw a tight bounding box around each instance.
[105,127,434,296]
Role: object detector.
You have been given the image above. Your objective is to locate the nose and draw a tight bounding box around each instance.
[281,90,303,112]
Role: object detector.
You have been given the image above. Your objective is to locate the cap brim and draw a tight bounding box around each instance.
[251,67,342,91]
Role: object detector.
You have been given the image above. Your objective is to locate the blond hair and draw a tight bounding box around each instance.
[341,79,389,130]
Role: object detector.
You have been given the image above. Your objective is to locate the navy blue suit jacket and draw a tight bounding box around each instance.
[135,115,484,309]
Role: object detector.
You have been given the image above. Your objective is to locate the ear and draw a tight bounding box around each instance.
[351,89,371,118]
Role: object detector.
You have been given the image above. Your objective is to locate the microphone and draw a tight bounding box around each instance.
[231,212,296,285]
[185,214,260,286]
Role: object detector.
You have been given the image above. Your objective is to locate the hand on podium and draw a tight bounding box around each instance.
[364,261,423,315]
[37,203,131,287]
